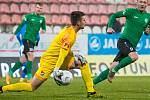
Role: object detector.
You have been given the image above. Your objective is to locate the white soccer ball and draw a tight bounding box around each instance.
[54,70,73,86]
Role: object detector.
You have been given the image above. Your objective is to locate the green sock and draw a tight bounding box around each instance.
[27,73,32,80]
[8,70,13,77]
[113,56,133,73]
[26,61,33,80]
[93,68,109,85]
[10,61,22,76]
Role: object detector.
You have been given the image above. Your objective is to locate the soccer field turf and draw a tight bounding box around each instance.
[0,76,150,100]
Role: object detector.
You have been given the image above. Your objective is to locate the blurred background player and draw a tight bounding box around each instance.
[6,3,46,84]
[16,24,40,83]
[93,0,150,85]
[0,11,101,98]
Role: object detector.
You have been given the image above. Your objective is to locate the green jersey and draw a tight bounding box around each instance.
[108,8,150,48]
[14,13,46,45]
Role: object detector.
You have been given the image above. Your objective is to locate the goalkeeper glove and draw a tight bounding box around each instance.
[53,68,63,86]
[74,54,87,66]
[53,68,63,77]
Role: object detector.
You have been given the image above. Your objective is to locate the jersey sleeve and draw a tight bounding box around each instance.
[14,15,28,35]
[41,17,46,31]
[108,8,132,27]
[147,17,150,28]
[55,33,73,68]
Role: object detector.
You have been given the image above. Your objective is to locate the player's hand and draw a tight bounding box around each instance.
[53,68,63,86]
[40,29,45,34]
[74,54,87,66]
[144,26,150,35]
[9,35,15,41]
[107,27,115,34]
[53,68,63,77]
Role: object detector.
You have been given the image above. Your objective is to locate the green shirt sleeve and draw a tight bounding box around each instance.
[14,15,28,35]
[41,17,46,31]
[108,8,132,28]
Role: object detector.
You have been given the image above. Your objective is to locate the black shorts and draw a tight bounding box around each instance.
[113,38,136,62]
[22,39,35,54]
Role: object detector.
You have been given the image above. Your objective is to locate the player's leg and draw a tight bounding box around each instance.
[108,52,138,82]
[62,54,101,97]
[8,44,26,77]
[20,66,27,82]
[31,75,45,91]
[6,55,27,84]
[2,70,44,92]
[22,39,35,81]
[62,54,96,93]
[25,52,34,81]
[108,39,138,82]
[93,38,137,84]
[80,63,96,96]
[1,75,45,92]
[93,52,121,85]
[1,58,53,93]
[112,52,138,72]
[75,55,103,97]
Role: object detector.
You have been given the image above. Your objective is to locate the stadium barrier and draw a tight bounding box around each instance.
[1,34,150,77]
[0,34,88,57]
[0,55,150,77]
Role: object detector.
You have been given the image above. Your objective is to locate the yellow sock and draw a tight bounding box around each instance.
[2,83,32,92]
[80,63,95,92]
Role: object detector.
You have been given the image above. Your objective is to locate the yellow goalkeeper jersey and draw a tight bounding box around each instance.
[41,26,77,66]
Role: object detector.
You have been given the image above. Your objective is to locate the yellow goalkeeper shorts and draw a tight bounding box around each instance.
[35,55,75,81]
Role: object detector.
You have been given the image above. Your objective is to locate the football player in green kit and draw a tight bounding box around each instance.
[6,3,46,84]
[93,0,150,85]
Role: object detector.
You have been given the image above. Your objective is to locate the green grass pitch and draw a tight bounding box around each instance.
[0,76,150,100]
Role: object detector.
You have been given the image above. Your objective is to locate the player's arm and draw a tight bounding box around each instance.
[14,15,28,35]
[55,33,71,69]
[55,48,70,69]
[9,15,27,41]
[35,17,46,46]
[53,44,70,81]
[40,17,46,33]
[35,32,40,46]
[107,8,131,33]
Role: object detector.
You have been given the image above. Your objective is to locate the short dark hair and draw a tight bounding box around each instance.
[36,2,42,6]
[137,0,148,2]
[71,11,85,26]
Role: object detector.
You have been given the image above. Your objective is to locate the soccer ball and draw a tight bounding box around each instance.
[54,70,73,86]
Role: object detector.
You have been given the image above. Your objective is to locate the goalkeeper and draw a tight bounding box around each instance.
[1,11,101,98]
